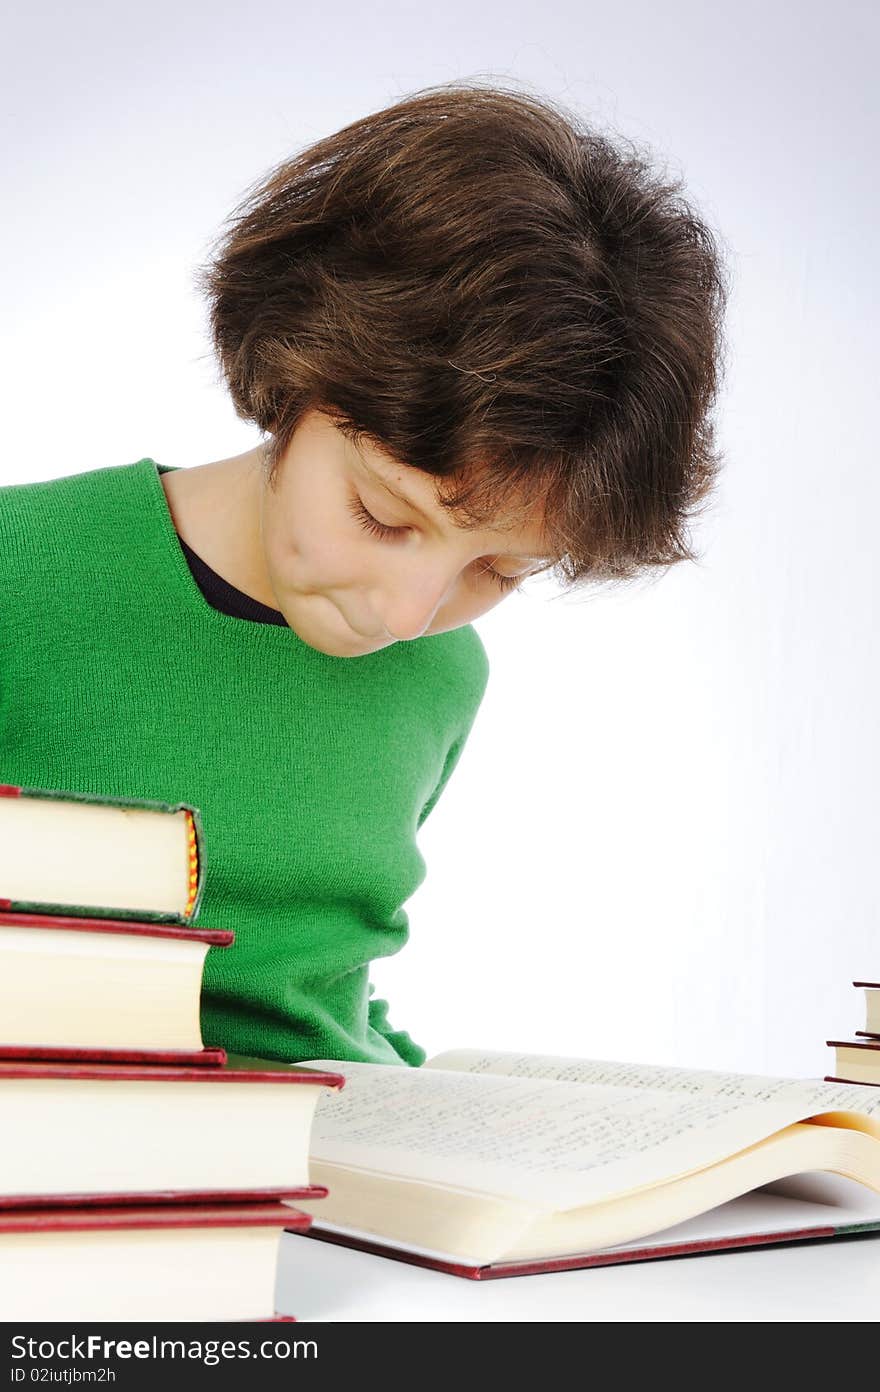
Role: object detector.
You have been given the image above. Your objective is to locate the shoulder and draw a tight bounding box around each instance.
[418,622,489,707]
[371,620,489,748]
[0,458,157,605]
[0,459,154,541]
[445,622,490,699]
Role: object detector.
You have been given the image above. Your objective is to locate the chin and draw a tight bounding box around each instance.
[329,600,393,651]
[281,591,395,657]
[289,619,392,659]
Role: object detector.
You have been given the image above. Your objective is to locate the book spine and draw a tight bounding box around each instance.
[183,809,199,919]
[182,803,207,922]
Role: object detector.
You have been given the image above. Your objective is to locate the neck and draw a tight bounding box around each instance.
[161,442,281,610]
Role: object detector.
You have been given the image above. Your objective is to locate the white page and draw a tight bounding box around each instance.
[607,1172,880,1252]
[427,1048,880,1119]
[305,1173,880,1268]
[302,1059,880,1211]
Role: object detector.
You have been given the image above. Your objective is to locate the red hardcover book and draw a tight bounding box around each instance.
[0,908,234,1060]
[826,1036,880,1088]
[0,1057,344,1207]
[854,981,880,1039]
[0,1202,310,1321]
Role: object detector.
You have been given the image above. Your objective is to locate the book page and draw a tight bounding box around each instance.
[301,1058,880,1211]
[427,1048,880,1121]
[306,1173,880,1268]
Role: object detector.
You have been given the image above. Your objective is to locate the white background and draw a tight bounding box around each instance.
[3,0,877,1080]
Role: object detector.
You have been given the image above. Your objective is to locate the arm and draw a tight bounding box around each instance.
[369,630,491,1066]
[368,987,427,1067]
[366,740,470,1068]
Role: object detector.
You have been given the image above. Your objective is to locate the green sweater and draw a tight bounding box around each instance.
[0,458,489,1066]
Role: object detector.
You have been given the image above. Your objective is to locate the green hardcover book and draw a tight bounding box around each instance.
[0,783,206,925]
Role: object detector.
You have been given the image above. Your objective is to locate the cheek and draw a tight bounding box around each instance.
[262,504,351,590]
[443,586,508,626]
[260,503,307,593]
[261,508,295,571]
[475,592,510,620]
[423,587,510,638]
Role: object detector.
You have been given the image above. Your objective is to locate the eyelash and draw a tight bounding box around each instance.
[345,495,523,593]
[346,493,401,542]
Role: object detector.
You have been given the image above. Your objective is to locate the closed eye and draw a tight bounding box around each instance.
[346,493,404,541]
[347,495,525,592]
[477,567,523,593]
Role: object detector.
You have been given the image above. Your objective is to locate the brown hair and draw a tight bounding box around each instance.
[194,81,730,588]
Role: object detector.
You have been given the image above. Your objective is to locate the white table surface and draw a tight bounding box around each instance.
[276,1226,880,1322]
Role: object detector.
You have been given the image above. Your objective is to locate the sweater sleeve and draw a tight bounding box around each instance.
[367,987,428,1067]
[369,627,490,1066]
[416,728,471,831]
[418,623,490,830]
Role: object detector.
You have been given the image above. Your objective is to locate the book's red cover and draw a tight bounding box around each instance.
[0,1185,330,1211]
[296,1219,880,1280]
[825,1076,880,1086]
[0,1059,344,1086]
[0,1202,312,1234]
[853,981,880,988]
[0,1044,227,1066]
[0,908,234,945]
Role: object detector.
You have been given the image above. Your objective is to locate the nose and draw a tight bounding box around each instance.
[377,567,456,642]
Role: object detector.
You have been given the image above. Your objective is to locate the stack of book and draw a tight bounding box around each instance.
[0,783,344,1321]
[826,980,880,1087]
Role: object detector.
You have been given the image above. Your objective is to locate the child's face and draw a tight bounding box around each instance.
[259,409,552,658]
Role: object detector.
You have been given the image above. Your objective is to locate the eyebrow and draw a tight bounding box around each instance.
[361,461,552,563]
[363,463,432,524]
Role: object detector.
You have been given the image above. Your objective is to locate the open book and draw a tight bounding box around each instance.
[287,1048,880,1279]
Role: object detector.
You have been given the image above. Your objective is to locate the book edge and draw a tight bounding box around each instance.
[296,1219,880,1280]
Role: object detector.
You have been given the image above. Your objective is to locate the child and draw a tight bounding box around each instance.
[0,83,728,1067]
